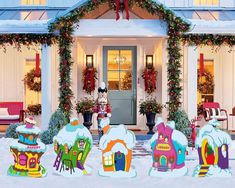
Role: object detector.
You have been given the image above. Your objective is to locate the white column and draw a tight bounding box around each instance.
[41,44,52,130]
[186,46,198,120]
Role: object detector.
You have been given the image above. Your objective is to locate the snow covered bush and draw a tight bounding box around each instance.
[5,123,23,139]
[40,109,68,144]
[174,109,192,146]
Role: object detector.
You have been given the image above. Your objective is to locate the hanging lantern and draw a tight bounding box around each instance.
[35,53,40,77]
[199,53,204,76]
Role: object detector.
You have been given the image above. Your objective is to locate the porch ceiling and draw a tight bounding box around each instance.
[73,19,168,37]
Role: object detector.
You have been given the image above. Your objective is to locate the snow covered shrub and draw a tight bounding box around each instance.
[174,109,192,147]
[40,109,68,144]
[5,123,23,139]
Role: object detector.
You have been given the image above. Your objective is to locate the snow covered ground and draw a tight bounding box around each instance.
[0,138,235,188]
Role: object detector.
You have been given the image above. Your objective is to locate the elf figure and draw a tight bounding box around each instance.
[93,82,112,140]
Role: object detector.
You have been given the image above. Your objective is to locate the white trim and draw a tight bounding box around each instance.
[73,19,168,38]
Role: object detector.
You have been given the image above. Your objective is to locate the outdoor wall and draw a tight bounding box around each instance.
[73,37,166,130]
[0,45,60,127]
[182,45,235,130]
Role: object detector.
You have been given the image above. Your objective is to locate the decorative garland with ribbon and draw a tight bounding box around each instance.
[50,0,190,120]
[24,68,41,92]
[83,67,98,94]
[142,68,157,94]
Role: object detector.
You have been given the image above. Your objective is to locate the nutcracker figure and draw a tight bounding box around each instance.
[93,82,112,140]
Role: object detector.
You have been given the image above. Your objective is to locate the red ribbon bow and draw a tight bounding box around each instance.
[116,0,130,20]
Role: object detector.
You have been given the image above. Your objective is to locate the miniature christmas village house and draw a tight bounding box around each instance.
[149,118,188,177]
[193,119,232,177]
[53,118,93,177]
[8,117,47,178]
[98,118,136,178]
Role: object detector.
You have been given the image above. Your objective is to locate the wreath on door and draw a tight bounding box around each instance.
[197,70,214,94]
[24,68,41,92]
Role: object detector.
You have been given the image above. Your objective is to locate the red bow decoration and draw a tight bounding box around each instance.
[116,0,130,20]
[142,68,157,94]
[199,53,204,76]
[35,53,40,77]
[83,67,98,94]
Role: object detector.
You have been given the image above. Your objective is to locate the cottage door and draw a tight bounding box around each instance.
[114,152,126,171]
[103,46,137,125]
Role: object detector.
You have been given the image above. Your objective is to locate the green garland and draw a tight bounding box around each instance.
[50,0,190,120]
[182,34,235,47]
[0,34,58,51]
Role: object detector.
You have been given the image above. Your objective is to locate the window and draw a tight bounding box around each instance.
[104,155,113,166]
[194,0,219,6]
[21,0,46,5]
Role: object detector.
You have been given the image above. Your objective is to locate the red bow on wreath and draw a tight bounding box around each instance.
[83,67,98,94]
[142,68,157,94]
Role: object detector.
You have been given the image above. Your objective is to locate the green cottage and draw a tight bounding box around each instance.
[53,118,93,177]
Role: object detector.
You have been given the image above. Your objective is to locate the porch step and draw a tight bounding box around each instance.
[28,170,42,178]
[157,166,169,172]
[198,165,210,177]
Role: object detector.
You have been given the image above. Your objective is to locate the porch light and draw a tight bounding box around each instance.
[146,55,154,69]
[86,55,94,68]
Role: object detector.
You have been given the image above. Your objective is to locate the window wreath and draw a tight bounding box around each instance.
[24,68,41,92]
[197,70,214,94]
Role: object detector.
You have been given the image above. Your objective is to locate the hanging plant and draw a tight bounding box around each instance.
[24,68,41,92]
[197,70,214,94]
[27,104,42,116]
[83,67,98,94]
[142,68,157,94]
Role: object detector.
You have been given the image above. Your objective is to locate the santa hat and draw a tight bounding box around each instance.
[98,82,107,93]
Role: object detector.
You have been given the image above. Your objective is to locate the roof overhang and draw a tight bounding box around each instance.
[73,19,168,37]
[187,19,235,35]
[0,20,49,34]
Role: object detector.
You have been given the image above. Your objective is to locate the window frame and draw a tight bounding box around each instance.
[104,155,113,167]
[193,0,220,6]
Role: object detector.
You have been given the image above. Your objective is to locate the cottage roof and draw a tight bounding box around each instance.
[195,120,232,150]
[99,124,136,150]
[53,122,93,148]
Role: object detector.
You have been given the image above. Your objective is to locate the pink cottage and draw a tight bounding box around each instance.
[149,118,188,177]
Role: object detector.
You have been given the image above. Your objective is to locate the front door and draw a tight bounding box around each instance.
[114,152,126,171]
[103,46,137,125]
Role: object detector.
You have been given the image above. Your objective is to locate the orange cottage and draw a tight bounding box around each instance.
[98,118,136,178]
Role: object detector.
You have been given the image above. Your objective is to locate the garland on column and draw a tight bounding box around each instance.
[50,0,190,120]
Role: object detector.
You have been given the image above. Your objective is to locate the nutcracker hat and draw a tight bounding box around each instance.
[98,82,107,93]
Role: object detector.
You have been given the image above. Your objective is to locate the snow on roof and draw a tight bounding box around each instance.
[0,20,49,34]
[172,130,188,146]
[103,143,128,157]
[10,139,46,153]
[99,124,136,150]
[53,122,93,148]
[150,120,188,146]
[187,19,235,35]
[16,124,41,135]
[195,121,232,150]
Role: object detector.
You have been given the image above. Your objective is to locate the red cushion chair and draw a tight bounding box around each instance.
[202,102,228,130]
[0,102,25,125]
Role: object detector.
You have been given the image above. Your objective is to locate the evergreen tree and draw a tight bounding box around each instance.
[174,109,192,147]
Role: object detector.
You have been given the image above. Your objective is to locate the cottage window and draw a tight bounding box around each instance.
[194,0,219,6]
[21,0,46,5]
[79,140,85,149]
[164,137,168,143]
[64,144,68,154]
[104,155,113,166]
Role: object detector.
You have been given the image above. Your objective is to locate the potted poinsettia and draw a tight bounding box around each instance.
[139,98,163,134]
[76,97,95,130]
